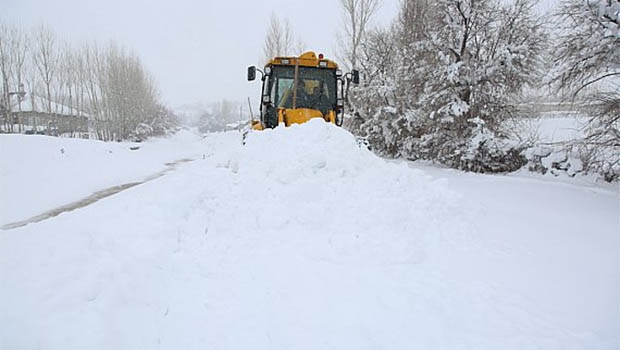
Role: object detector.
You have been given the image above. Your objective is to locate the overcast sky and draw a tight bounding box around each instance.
[4,0,397,108]
[5,0,557,109]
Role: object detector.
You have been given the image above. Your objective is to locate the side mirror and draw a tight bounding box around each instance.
[247,66,256,81]
[351,70,360,85]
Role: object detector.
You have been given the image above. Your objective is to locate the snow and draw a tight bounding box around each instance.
[0,119,618,349]
[536,112,588,143]
[0,130,205,226]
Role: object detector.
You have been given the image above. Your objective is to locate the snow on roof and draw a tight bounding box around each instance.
[10,94,90,118]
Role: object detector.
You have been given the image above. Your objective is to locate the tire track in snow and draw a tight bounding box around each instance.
[1,158,195,231]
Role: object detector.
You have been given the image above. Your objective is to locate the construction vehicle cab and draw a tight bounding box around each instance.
[247,52,359,130]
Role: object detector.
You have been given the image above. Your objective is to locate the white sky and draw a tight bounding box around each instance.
[5,0,557,108]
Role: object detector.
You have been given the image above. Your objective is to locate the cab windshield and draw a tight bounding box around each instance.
[266,66,337,114]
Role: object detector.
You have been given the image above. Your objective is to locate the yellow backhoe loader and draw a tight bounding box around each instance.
[247,52,359,130]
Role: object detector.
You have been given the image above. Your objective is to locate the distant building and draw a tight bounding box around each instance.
[1,94,90,137]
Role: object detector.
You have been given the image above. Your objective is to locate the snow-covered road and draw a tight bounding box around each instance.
[0,130,206,227]
[1,121,618,349]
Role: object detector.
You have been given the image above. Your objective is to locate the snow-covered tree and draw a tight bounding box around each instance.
[350,0,548,173]
[553,0,619,95]
[419,0,546,170]
[553,0,620,181]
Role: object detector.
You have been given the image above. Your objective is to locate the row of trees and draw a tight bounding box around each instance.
[338,0,619,181]
[0,21,177,140]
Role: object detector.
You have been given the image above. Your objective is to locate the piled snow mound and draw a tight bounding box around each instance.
[238,119,377,181]
[205,119,467,265]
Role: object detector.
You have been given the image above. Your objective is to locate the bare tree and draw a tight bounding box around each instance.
[396,0,433,45]
[0,22,15,131]
[31,24,58,115]
[337,0,382,70]
[10,26,28,118]
[58,43,83,135]
[0,22,30,132]
[262,13,304,64]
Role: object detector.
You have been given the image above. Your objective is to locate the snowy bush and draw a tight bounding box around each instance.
[127,105,179,141]
[150,104,180,136]
[523,142,620,182]
[133,123,153,140]
[524,146,584,178]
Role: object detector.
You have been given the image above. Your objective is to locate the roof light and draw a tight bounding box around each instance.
[318,53,324,59]
[319,61,328,68]
[281,59,290,64]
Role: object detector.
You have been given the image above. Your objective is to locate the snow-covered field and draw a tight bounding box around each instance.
[538,113,588,142]
[508,111,588,145]
[0,120,618,349]
[536,111,588,143]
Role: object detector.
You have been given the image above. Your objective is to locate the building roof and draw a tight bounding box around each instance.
[10,94,90,118]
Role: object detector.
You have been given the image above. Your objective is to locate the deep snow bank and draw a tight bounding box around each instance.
[206,119,466,264]
[0,130,205,225]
